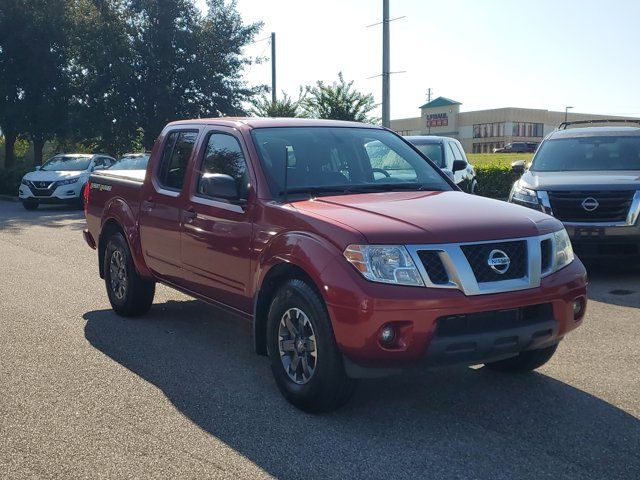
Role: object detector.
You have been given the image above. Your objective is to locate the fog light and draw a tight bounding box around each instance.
[573,299,584,319]
[380,325,396,344]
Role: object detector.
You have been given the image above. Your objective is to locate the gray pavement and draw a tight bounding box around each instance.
[1,200,639,479]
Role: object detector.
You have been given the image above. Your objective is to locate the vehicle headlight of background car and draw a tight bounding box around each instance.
[55,177,80,187]
[343,245,424,286]
[509,180,540,209]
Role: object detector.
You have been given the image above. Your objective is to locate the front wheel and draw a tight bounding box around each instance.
[104,232,155,316]
[266,279,356,413]
[484,343,558,373]
[22,200,38,210]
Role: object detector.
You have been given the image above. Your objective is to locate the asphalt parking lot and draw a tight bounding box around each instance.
[1,200,639,480]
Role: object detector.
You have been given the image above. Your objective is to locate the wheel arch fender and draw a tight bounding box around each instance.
[98,198,151,279]
[252,232,341,356]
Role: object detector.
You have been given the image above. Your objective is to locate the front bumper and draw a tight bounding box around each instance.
[319,256,587,374]
[564,223,640,258]
[19,182,84,204]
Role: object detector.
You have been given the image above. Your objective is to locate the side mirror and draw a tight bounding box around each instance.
[442,169,455,182]
[452,159,467,173]
[511,160,526,175]
[200,173,241,201]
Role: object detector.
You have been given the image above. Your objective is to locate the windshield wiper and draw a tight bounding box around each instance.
[278,186,352,196]
[346,183,443,192]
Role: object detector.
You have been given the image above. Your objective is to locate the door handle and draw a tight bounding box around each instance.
[141,199,155,211]
[183,208,197,223]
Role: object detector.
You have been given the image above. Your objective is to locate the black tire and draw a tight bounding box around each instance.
[266,279,356,413]
[484,343,559,373]
[22,200,38,210]
[77,185,86,210]
[103,232,155,317]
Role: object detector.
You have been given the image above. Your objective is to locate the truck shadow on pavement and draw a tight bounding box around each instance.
[83,300,640,480]
[0,202,85,234]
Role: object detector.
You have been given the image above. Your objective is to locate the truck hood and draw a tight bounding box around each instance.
[292,191,562,245]
[23,170,87,182]
[521,170,640,191]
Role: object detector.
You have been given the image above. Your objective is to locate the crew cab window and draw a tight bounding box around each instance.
[158,130,198,191]
[197,133,249,200]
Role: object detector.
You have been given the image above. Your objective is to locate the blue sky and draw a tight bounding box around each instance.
[197,0,640,119]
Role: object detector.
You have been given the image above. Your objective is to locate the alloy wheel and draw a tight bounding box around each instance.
[109,249,128,300]
[278,307,318,384]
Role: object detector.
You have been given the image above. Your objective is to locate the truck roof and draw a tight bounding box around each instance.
[166,117,382,130]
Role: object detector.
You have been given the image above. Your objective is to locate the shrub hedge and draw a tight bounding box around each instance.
[474,163,519,200]
[0,164,31,196]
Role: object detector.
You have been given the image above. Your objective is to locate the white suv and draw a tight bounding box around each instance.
[18,153,115,210]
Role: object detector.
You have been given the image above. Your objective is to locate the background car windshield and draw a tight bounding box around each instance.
[41,155,92,171]
[110,154,150,170]
[412,143,445,167]
[531,136,640,171]
[251,127,450,197]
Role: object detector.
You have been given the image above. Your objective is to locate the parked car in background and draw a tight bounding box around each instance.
[494,142,538,153]
[405,135,478,193]
[109,153,151,171]
[84,118,586,412]
[508,120,640,259]
[19,153,115,210]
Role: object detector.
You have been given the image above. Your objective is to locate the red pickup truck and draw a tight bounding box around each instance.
[84,118,587,412]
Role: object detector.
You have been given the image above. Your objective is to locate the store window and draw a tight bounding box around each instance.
[512,122,544,137]
[473,122,506,139]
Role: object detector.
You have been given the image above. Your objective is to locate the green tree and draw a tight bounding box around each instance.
[0,0,73,165]
[130,0,262,149]
[249,90,304,117]
[67,0,139,156]
[302,72,377,123]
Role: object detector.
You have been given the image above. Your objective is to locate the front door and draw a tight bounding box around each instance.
[139,128,199,283]
[180,129,255,312]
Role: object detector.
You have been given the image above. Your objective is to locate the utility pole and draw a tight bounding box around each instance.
[426,88,432,103]
[382,0,390,127]
[271,32,277,103]
[564,106,573,123]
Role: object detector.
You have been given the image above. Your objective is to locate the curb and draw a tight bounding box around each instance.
[0,194,18,202]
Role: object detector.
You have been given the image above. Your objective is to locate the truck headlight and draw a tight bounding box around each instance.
[55,178,79,186]
[553,228,574,271]
[510,181,540,207]
[343,245,424,286]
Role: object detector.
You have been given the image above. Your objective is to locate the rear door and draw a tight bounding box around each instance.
[139,128,199,282]
[180,128,255,312]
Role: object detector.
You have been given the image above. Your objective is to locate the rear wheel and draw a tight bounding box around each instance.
[22,200,38,210]
[104,232,155,316]
[266,279,356,413]
[484,343,558,373]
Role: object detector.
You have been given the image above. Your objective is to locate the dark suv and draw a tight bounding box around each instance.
[508,120,640,258]
[494,142,538,153]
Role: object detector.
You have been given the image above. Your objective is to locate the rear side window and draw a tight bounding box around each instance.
[197,133,249,200]
[157,130,198,191]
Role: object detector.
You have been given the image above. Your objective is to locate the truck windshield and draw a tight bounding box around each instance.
[531,136,640,171]
[251,127,451,199]
[41,155,92,171]
[412,143,445,168]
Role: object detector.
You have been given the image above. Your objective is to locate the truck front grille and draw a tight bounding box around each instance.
[548,190,634,223]
[416,250,449,284]
[27,182,55,197]
[436,303,553,337]
[461,240,527,283]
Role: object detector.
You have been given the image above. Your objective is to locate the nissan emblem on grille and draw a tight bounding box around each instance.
[487,249,511,274]
[581,197,599,212]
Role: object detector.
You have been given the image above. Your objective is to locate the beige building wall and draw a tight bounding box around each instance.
[391,100,640,154]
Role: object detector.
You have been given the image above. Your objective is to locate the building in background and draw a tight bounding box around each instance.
[391,97,640,153]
